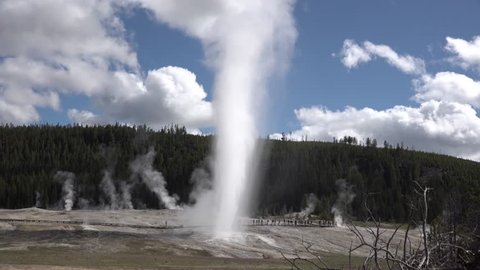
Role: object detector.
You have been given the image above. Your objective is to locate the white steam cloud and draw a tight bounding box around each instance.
[188,166,213,205]
[35,191,41,208]
[77,198,90,210]
[130,0,297,236]
[183,164,215,227]
[331,179,355,227]
[120,181,134,210]
[54,171,75,211]
[299,193,319,218]
[130,148,180,210]
[100,171,133,210]
[100,170,119,210]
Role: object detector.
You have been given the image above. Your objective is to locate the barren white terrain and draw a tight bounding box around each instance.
[0,208,421,269]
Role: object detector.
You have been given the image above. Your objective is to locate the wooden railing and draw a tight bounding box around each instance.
[250,218,334,227]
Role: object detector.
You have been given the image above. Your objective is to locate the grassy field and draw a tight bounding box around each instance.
[0,246,369,270]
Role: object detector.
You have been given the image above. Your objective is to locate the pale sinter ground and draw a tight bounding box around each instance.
[0,208,421,269]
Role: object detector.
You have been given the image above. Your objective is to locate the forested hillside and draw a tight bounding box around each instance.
[260,140,480,224]
[0,124,209,210]
[1,124,479,224]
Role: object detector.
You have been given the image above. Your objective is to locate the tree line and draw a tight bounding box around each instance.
[0,124,479,226]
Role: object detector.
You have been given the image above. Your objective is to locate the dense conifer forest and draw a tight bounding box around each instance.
[1,124,479,225]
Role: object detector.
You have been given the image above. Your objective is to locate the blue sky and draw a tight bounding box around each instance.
[37,0,480,125]
[282,0,480,130]
[116,0,480,133]
[1,0,480,160]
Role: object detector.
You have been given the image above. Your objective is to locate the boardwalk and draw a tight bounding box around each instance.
[250,218,334,227]
[1,217,334,229]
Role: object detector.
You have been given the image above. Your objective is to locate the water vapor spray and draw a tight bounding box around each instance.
[130,148,180,210]
[100,170,119,209]
[130,0,297,236]
[77,198,91,209]
[54,171,75,211]
[35,191,41,208]
[209,0,296,237]
[331,179,355,227]
[189,168,212,203]
[120,181,134,209]
[300,193,319,218]
[183,160,215,227]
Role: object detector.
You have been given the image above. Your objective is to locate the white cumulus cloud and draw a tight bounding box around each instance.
[340,39,371,69]
[414,72,480,107]
[445,36,480,72]
[0,0,137,123]
[340,39,426,75]
[67,67,213,129]
[276,37,480,161]
[277,101,480,161]
[67,109,103,126]
[0,0,214,130]
[104,66,213,129]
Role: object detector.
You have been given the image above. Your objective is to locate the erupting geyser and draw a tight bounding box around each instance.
[136,0,296,237]
[208,1,296,237]
[212,4,295,237]
[54,171,76,211]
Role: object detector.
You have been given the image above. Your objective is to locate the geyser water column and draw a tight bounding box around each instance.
[210,1,297,236]
[213,37,259,235]
[131,0,296,236]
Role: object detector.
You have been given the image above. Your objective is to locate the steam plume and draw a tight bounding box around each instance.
[183,163,214,227]
[210,0,296,237]
[129,0,297,235]
[188,159,213,205]
[331,179,355,227]
[54,171,75,211]
[100,170,119,209]
[300,193,319,218]
[120,181,134,209]
[35,191,41,208]
[77,198,90,209]
[130,148,180,210]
